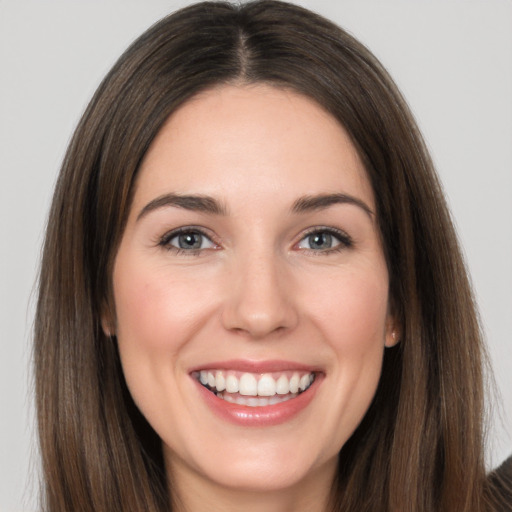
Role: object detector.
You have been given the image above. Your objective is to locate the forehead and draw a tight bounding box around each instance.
[134,84,374,212]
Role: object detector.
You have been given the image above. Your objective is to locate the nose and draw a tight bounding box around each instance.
[221,250,299,339]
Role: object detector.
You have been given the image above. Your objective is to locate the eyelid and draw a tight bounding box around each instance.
[158,226,220,254]
[156,225,352,255]
[294,226,353,253]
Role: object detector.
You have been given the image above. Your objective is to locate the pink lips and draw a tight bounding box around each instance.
[190,359,323,427]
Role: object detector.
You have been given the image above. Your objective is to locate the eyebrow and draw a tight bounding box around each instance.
[291,193,374,217]
[137,193,227,221]
[136,191,374,221]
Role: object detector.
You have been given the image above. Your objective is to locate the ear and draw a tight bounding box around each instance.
[100,301,116,337]
[384,314,401,348]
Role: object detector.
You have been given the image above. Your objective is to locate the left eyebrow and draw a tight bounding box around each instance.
[291,193,374,218]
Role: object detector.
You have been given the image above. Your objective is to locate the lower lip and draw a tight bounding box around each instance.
[193,375,322,427]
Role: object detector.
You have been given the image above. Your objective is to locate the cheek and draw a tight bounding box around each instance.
[113,260,217,355]
[328,273,389,386]
[111,257,220,412]
[305,265,390,352]
[301,266,389,440]
[111,257,227,445]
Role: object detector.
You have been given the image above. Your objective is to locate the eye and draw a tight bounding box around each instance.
[296,228,352,252]
[160,228,217,253]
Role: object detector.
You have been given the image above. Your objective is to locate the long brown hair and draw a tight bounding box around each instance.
[34,1,497,510]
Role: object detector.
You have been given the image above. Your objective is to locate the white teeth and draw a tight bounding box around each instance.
[215,371,226,392]
[257,374,277,396]
[289,373,300,393]
[276,375,290,395]
[299,374,311,391]
[239,373,258,396]
[269,395,282,405]
[225,374,239,393]
[198,370,315,399]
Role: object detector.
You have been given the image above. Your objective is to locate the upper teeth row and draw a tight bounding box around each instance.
[198,370,314,397]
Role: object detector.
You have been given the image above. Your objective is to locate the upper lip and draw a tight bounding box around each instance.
[189,359,322,374]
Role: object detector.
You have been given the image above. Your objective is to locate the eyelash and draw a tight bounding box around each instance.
[297,226,353,254]
[158,226,218,256]
[157,226,353,256]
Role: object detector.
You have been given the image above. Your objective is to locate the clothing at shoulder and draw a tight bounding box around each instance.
[487,455,512,511]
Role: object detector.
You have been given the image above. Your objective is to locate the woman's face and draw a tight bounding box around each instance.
[110,84,397,497]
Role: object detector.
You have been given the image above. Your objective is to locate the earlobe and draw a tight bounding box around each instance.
[101,321,114,338]
[385,329,400,347]
[385,315,401,347]
[100,302,116,337]
[101,318,114,337]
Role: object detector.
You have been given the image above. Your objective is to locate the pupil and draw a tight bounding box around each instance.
[179,232,201,249]
[310,232,331,249]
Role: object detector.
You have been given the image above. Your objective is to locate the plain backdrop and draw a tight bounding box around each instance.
[1,1,511,510]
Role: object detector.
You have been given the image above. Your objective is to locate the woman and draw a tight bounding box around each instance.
[34,1,510,510]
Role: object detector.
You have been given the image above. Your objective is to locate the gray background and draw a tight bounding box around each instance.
[1,1,511,510]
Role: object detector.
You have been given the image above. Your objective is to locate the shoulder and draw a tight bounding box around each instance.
[487,455,512,511]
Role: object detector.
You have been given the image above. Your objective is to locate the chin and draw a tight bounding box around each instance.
[163,427,339,496]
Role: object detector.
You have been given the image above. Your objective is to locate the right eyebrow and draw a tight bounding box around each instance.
[136,193,227,221]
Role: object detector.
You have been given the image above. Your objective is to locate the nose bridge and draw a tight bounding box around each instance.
[222,243,298,338]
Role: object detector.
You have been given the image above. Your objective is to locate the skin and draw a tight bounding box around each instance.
[108,84,398,512]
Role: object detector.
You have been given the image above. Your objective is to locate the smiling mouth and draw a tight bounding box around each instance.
[192,370,316,407]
